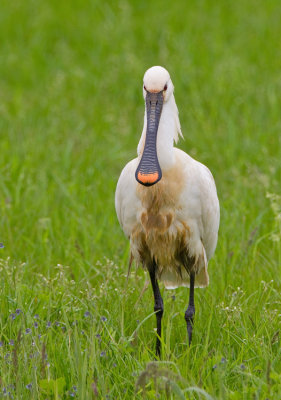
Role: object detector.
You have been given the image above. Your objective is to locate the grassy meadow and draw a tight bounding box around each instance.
[1,0,281,398]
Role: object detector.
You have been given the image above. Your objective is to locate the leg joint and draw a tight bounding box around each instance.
[185,305,195,322]
[154,300,164,316]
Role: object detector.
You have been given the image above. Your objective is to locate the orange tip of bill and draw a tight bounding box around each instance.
[137,171,159,185]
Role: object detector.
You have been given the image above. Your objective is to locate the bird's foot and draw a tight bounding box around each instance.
[154,304,163,358]
[155,338,161,359]
[185,305,195,346]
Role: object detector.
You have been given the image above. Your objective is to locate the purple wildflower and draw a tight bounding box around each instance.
[25,328,31,335]
[34,314,39,319]
[9,313,16,320]
[15,309,22,315]
[46,321,51,328]
[34,322,38,328]
[101,316,107,322]
[9,340,15,346]
[84,311,90,318]
[0,243,4,248]
[100,351,106,357]
[26,383,32,390]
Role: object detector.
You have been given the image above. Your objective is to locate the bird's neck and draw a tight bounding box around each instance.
[137,94,182,171]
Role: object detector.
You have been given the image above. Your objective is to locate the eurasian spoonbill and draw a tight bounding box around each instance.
[115,66,220,356]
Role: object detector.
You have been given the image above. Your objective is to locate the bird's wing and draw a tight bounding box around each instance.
[175,148,220,261]
[115,158,140,238]
[195,161,220,260]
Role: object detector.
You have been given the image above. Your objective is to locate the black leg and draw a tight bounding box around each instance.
[148,263,163,357]
[185,271,195,346]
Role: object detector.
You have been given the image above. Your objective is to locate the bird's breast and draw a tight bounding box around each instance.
[136,159,185,231]
[136,156,184,207]
[140,211,173,234]
[130,160,189,266]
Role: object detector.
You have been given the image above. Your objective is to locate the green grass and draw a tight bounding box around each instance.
[0,0,281,398]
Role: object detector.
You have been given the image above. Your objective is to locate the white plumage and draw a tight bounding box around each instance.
[115,66,219,289]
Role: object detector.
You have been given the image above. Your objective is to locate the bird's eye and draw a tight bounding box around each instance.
[164,84,168,91]
[143,85,147,91]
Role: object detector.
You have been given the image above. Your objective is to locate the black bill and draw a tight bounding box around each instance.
[135,90,164,186]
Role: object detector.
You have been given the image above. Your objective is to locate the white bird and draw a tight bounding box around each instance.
[115,66,219,356]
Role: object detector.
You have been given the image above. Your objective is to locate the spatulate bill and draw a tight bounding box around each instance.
[136,91,164,186]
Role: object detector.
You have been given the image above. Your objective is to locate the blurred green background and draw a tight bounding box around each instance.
[1,0,280,273]
[0,0,281,398]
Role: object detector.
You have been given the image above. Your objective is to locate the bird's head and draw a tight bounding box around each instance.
[136,66,174,187]
[142,66,174,101]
